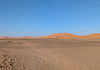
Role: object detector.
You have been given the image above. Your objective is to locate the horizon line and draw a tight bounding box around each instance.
[0,32,100,37]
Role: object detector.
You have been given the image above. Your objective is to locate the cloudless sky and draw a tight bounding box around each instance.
[0,0,100,37]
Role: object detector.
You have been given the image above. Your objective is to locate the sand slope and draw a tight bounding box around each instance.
[0,39,100,70]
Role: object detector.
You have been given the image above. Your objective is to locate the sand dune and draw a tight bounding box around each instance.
[87,33,100,38]
[44,33,78,38]
[0,39,100,70]
[0,33,100,39]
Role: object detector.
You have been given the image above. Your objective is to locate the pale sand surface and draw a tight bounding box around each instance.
[0,39,100,70]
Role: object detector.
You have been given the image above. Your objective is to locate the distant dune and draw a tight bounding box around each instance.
[44,33,78,38]
[87,33,100,38]
[0,33,100,39]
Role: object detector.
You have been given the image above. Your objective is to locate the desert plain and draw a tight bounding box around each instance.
[0,38,100,70]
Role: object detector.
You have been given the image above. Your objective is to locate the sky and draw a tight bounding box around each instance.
[0,0,100,37]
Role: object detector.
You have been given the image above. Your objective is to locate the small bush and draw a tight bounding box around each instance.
[8,41,11,43]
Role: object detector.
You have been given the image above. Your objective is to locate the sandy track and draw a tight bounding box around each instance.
[0,39,100,70]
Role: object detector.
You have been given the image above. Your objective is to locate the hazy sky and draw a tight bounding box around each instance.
[0,0,100,37]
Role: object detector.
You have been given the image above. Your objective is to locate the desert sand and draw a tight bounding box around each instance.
[0,38,100,70]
